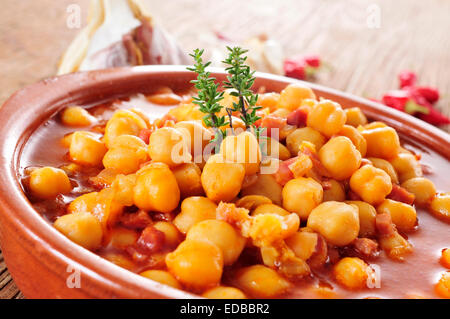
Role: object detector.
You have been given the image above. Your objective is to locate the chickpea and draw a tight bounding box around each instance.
[69,131,107,166]
[282,177,323,219]
[201,154,245,202]
[362,121,387,130]
[319,136,362,180]
[111,174,136,206]
[345,107,368,127]
[68,192,98,214]
[337,125,367,157]
[259,153,280,171]
[103,135,148,174]
[166,240,223,291]
[429,193,450,223]
[29,166,72,199]
[99,188,125,228]
[61,106,97,127]
[401,177,436,206]
[441,249,450,269]
[108,133,147,150]
[68,189,122,229]
[265,137,291,160]
[148,127,192,167]
[153,221,182,249]
[345,201,377,237]
[186,220,246,265]
[271,108,291,118]
[235,195,272,210]
[349,165,392,205]
[252,203,290,216]
[286,127,325,154]
[241,174,283,206]
[434,272,450,298]
[54,212,103,250]
[379,230,412,261]
[307,100,346,137]
[299,98,318,113]
[166,102,191,122]
[140,270,182,289]
[280,125,297,141]
[235,265,291,298]
[249,213,300,246]
[172,163,204,198]
[220,131,261,175]
[103,252,135,270]
[220,116,247,134]
[172,102,206,122]
[377,199,417,232]
[361,126,400,159]
[333,257,370,289]
[277,83,316,111]
[202,286,247,299]
[129,108,151,127]
[103,148,143,174]
[104,109,147,148]
[133,162,180,213]
[147,92,182,105]
[219,89,239,109]
[307,202,359,246]
[61,133,73,148]
[110,227,139,250]
[285,231,318,261]
[323,180,346,202]
[390,153,422,183]
[368,157,399,184]
[173,196,218,234]
[174,121,212,158]
[257,92,280,111]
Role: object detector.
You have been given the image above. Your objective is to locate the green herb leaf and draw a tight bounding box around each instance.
[222,46,261,130]
[187,49,228,141]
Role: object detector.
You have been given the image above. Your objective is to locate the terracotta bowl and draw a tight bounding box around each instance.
[0,66,449,299]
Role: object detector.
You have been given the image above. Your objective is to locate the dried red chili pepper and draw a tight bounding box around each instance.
[411,86,440,104]
[284,58,306,80]
[382,90,410,111]
[418,104,450,126]
[304,55,321,68]
[398,70,417,88]
[284,55,322,80]
[382,90,429,115]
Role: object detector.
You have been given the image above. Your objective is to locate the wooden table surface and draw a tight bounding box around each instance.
[0,0,449,299]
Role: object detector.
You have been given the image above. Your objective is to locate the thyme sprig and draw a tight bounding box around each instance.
[187,49,227,141]
[187,46,264,140]
[222,46,262,132]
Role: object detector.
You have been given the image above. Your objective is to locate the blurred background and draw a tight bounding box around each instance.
[0,0,449,298]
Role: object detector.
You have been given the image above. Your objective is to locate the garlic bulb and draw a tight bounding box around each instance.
[57,0,188,74]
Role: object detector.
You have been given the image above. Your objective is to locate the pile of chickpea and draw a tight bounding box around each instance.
[26,84,450,299]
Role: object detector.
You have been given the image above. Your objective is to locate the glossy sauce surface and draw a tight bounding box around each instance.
[19,94,450,299]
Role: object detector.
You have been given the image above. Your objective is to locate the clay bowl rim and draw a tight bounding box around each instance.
[0,65,449,299]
